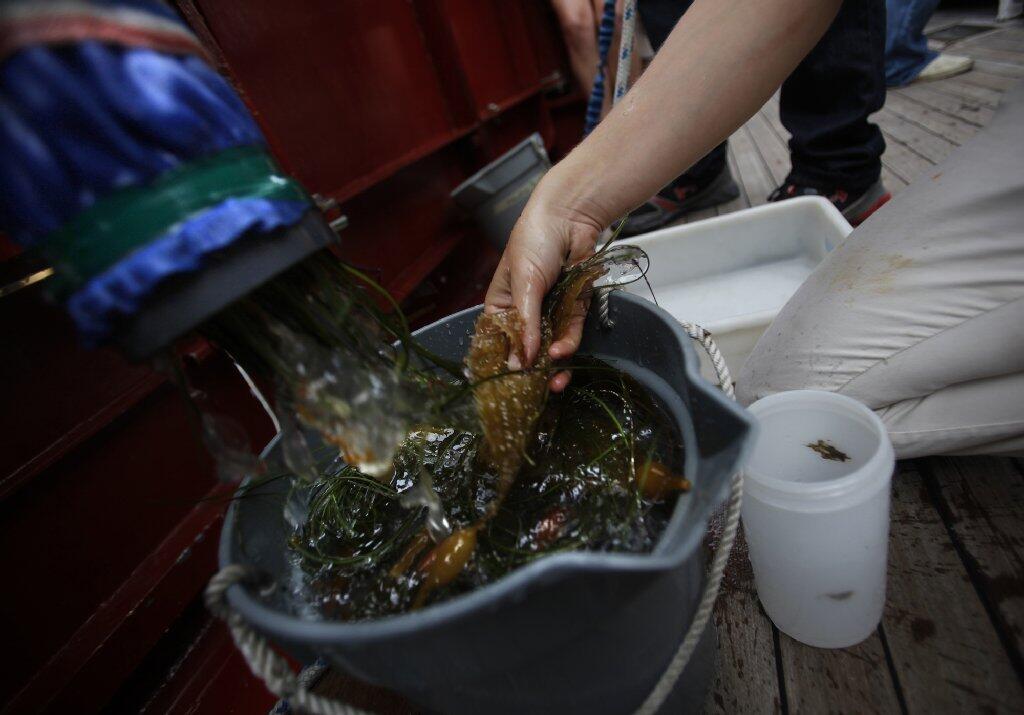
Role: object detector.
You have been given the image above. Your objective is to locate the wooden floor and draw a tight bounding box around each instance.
[306,10,1024,714]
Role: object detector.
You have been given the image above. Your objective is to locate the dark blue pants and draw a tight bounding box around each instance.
[885,0,940,86]
[638,0,887,192]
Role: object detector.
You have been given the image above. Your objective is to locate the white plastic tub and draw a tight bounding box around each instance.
[742,390,894,648]
[622,196,851,382]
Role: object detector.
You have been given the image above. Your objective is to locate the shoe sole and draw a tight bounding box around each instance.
[621,171,741,236]
[679,169,741,214]
[913,58,974,84]
[843,181,891,225]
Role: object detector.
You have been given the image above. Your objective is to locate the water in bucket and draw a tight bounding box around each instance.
[185,243,696,617]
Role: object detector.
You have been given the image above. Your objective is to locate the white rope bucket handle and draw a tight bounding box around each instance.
[634,321,743,715]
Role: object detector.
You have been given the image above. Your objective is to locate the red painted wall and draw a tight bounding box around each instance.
[0,3,583,711]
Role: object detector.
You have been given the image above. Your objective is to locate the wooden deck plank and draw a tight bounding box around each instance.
[724,143,751,208]
[926,456,1024,666]
[958,28,1024,55]
[970,59,1024,79]
[779,631,901,714]
[924,9,1006,35]
[884,91,981,146]
[894,82,994,127]
[878,129,937,185]
[883,462,1024,713]
[729,123,778,207]
[953,43,1024,68]
[951,27,1024,68]
[881,166,908,193]
[747,109,790,185]
[716,147,750,217]
[683,207,718,224]
[761,95,788,142]
[958,69,1023,92]
[873,108,956,165]
[931,77,1005,109]
[702,530,783,715]
[961,42,1024,62]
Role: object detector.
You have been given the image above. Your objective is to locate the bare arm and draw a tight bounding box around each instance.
[486,0,842,389]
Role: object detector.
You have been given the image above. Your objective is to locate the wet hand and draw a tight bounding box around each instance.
[484,182,603,391]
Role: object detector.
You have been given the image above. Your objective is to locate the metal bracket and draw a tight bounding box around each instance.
[313,194,349,235]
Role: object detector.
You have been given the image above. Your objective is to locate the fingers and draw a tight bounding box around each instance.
[549,308,587,360]
[547,288,590,391]
[549,370,572,393]
[484,193,602,372]
[509,260,546,366]
[549,293,589,360]
[483,257,513,314]
[487,251,547,367]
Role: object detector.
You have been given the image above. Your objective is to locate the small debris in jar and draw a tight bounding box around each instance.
[807,439,850,462]
[824,590,854,601]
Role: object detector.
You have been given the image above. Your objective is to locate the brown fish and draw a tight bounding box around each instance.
[466,309,552,499]
[443,248,628,596]
[635,460,691,501]
[467,253,616,499]
[412,525,480,608]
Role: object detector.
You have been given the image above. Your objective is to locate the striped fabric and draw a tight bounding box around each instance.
[583,0,617,137]
[0,0,210,61]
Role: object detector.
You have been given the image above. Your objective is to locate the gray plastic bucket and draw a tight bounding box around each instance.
[451,132,550,249]
[219,292,754,714]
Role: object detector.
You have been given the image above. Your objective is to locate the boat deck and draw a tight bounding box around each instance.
[308,10,1024,713]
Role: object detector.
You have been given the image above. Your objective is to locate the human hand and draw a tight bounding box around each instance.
[484,175,605,392]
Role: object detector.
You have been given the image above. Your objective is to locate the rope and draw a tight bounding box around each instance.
[597,286,615,329]
[584,0,637,136]
[632,322,742,715]
[204,566,371,715]
[613,0,638,104]
[595,0,636,315]
[583,0,617,136]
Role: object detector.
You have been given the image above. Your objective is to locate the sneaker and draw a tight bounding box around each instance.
[620,165,740,237]
[915,54,974,83]
[768,179,891,226]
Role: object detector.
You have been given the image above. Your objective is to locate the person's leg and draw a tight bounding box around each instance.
[621,0,735,235]
[551,0,600,94]
[738,83,1024,458]
[884,0,940,86]
[636,0,726,182]
[887,0,974,87]
[776,0,888,222]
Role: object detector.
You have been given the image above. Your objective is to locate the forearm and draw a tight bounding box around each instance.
[542,0,842,229]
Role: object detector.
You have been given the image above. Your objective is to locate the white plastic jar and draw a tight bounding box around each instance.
[742,390,894,648]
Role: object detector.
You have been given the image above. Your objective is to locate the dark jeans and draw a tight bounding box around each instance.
[885,0,940,86]
[638,0,887,192]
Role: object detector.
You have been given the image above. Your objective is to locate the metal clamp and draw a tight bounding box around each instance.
[313,194,350,235]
